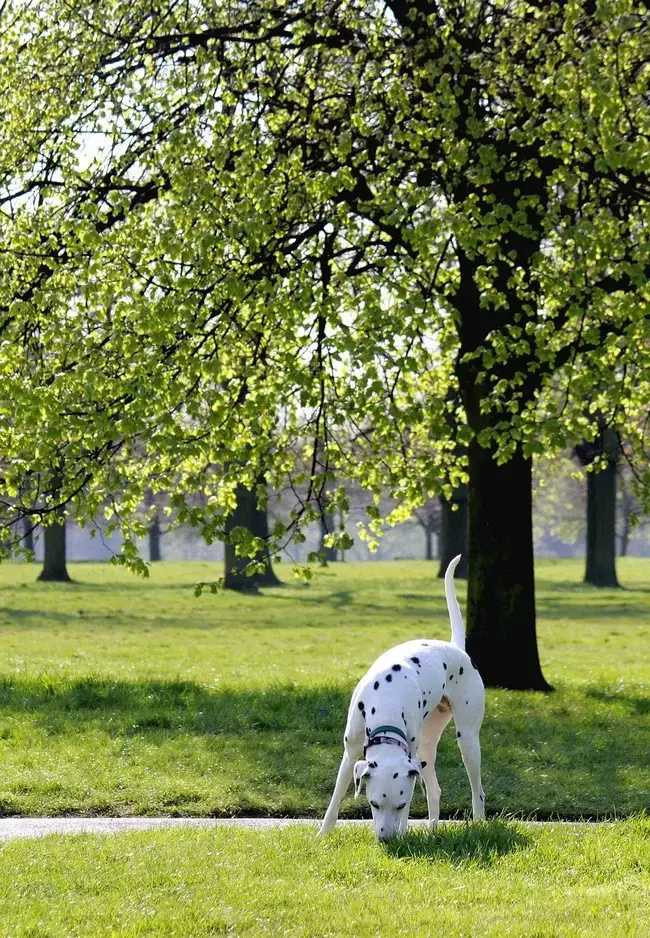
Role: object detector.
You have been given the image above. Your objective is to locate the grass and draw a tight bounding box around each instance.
[0,819,649,936]
[0,558,648,818]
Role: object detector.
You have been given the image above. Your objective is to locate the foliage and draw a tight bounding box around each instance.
[0,0,648,568]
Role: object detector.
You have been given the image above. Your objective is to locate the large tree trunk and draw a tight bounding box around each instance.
[582,428,620,587]
[224,482,281,591]
[465,442,551,691]
[437,485,468,579]
[38,522,71,582]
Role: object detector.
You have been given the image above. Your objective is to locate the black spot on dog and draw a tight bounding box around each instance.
[392,664,401,672]
[383,793,387,799]
[361,710,366,718]
[369,761,377,769]
[386,674,392,682]
[411,736,415,742]
[366,728,370,736]
[393,772,399,779]
[421,642,429,646]
[418,700,421,708]
[374,681,380,690]
[400,790,404,796]
[411,657,420,665]
[423,712,428,718]
[358,702,364,711]
[459,667,464,675]
[344,736,347,743]
[449,674,454,681]
[442,683,445,689]
[371,707,375,715]
[466,700,469,705]
[480,793,484,801]
[443,663,447,670]
[457,731,461,738]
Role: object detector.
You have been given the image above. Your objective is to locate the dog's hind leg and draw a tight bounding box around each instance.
[451,676,486,820]
[418,705,452,829]
[455,729,485,820]
[318,748,356,836]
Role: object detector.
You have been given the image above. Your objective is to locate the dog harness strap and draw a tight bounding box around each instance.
[367,724,409,744]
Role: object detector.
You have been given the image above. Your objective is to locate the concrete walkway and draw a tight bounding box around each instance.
[0,817,325,841]
[0,816,592,842]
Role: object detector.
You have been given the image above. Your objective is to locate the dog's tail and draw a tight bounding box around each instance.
[444,555,465,650]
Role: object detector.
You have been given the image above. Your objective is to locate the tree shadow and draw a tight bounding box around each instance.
[0,677,647,818]
[383,819,530,866]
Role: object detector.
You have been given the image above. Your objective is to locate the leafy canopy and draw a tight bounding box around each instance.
[0,0,648,569]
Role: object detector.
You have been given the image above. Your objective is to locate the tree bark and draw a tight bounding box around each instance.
[38,522,71,582]
[581,428,620,587]
[465,442,551,691]
[437,485,468,579]
[224,482,281,591]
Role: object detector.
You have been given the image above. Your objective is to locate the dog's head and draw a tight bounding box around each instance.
[354,750,426,840]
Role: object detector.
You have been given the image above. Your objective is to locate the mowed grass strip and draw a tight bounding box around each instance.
[0,819,649,937]
[0,559,648,818]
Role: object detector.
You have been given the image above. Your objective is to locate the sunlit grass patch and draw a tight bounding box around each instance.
[0,818,648,937]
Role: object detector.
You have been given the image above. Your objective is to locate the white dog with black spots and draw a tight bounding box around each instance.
[319,555,485,840]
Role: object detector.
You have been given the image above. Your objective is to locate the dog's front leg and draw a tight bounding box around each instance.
[318,748,356,836]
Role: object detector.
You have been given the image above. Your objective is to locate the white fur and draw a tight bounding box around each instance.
[318,555,485,840]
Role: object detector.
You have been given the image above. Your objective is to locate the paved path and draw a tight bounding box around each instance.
[0,817,327,841]
[0,816,592,842]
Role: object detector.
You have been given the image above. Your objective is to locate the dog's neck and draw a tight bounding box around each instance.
[364,725,411,758]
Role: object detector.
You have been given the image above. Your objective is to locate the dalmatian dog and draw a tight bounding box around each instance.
[318,555,485,840]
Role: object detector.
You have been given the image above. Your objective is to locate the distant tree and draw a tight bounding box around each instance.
[38,521,71,583]
[575,427,620,588]
[413,498,441,562]
[144,490,162,562]
[224,481,281,592]
[22,517,35,556]
[318,511,338,565]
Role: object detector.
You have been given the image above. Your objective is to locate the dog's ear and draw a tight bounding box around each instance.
[408,760,426,795]
[353,760,371,798]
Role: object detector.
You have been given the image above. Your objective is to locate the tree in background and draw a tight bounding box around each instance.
[224,480,281,592]
[37,521,71,583]
[575,427,621,588]
[413,497,441,562]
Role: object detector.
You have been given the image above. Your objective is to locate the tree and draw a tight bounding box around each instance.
[224,481,281,591]
[413,498,441,562]
[38,521,71,583]
[144,490,162,562]
[0,0,648,689]
[575,428,621,588]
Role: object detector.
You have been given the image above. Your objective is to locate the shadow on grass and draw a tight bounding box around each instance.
[383,820,530,865]
[0,677,647,818]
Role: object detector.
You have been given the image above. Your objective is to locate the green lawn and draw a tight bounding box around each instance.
[0,558,648,818]
[0,819,648,937]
